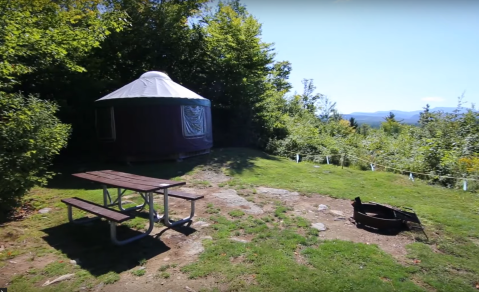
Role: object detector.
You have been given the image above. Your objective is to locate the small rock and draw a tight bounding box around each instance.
[193,221,210,228]
[161,281,165,285]
[9,261,17,264]
[94,283,104,292]
[69,260,77,265]
[42,273,75,286]
[185,286,197,292]
[185,241,204,256]
[334,217,346,221]
[163,257,170,261]
[313,165,320,168]
[330,210,345,217]
[201,236,213,240]
[311,223,327,231]
[38,208,52,214]
[230,237,249,243]
[139,266,145,270]
[318,204,329,211]
[0,245,4,251]
[177,276,181,280]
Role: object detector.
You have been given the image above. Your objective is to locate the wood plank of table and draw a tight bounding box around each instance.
[72,173,161,192]
[72,170,185,191]
[101,170,179,183]
[99,170,186,188]
[101,170,184,184]
[86,171,179,189]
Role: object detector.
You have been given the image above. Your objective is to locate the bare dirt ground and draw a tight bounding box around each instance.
[1,168,417,292]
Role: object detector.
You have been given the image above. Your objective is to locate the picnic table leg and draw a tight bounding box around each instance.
[117,189,147,212]
[102,185,113,206]
[162,189,195,228]
[109,192,155,246]
[66,205,100,224]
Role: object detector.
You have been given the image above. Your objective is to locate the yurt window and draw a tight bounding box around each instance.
[182,105,206,138]
[95,107,116,140]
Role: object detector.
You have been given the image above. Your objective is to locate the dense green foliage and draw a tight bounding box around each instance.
[0,93,70,219]
[0,0,124,216]
[266,93,479,189]
[0,0,128,88]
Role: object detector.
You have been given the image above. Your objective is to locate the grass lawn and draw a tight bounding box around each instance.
[1,148,478,292]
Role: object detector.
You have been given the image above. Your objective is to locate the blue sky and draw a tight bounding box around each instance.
[217,0,479,114]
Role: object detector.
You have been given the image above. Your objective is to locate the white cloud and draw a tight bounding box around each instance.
[421,97,445,102]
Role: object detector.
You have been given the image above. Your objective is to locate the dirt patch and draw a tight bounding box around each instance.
[194,170,230,184]
[212,189,263,215]
[0,253,59,286]
[256,187,300,201]
[469,238,479,247]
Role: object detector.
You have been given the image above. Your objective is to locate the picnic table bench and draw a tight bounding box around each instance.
[62,170,203,245]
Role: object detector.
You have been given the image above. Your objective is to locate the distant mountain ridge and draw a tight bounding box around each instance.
[343,107,474,127]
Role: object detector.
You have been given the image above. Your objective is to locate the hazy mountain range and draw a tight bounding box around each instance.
[342,107,474,128]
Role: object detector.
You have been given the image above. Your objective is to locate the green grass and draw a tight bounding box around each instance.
[131,268,146,277]
[158,272,170,279]
[228,210,246,218]
[158,264,170,272]
[98,271,120,285]
[206,203,221,214]
[1,148,479,292]
[182,215,420,292]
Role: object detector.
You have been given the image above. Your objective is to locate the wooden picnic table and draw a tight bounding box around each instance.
[63,170,203,245]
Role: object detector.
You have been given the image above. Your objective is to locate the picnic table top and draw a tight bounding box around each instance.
[72,170,186,192]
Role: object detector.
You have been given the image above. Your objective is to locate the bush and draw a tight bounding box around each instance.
[0,92,71,220]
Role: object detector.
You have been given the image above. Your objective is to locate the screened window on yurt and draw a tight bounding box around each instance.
[96,107,116,140]
[182,105,206,138]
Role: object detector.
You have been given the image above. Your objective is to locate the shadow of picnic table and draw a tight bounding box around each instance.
[41,220,195,277]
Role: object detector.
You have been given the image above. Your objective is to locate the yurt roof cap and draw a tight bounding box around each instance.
[95,71,210,107]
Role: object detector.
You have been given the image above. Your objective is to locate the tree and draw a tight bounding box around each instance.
[300,79,323,113]
[268,61,292,92]
[419,104,433,126]
[199,0,275,146]
[0,0,128,88]
[317,95,338,122]
[349,117,359,129]
[384,112,396,122]
[358,123,370,136]
[0,93,70,221]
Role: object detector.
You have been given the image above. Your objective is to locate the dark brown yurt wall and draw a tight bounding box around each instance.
[96,104,212,162]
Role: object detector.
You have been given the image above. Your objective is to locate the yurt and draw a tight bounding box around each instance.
[94,71,213,162]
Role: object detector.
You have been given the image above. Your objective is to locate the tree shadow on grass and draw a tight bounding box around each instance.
[41,220,179,277]
[47,147,280,190]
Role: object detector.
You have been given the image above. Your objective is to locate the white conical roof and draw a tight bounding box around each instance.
[96,71,207,101]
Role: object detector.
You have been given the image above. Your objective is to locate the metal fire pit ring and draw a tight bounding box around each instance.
[353,203,405,230]
[351,197,428,240]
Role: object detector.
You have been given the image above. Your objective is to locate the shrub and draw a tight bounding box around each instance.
[0,92,71,220]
